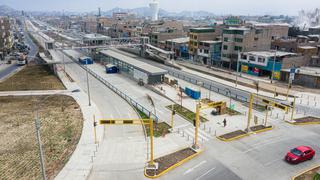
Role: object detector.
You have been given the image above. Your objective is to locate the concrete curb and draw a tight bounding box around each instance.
[291,164,320,180]
[144,148,203,179]
[286,120,320,126]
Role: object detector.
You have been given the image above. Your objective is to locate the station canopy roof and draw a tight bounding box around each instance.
[100,49,168,76]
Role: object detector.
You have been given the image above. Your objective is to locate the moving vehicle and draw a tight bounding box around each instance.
[17,54,27,66]
[285,146,315,164]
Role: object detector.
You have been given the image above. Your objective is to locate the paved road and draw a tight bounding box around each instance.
[53,50,147,180]
[167,123,320,180]
[0,17,38,80]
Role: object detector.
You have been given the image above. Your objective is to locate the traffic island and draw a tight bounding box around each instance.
[287,116,320,125]
[166,104,208,123]
[145,147,202,178]
[249,125,273,134]
[292,165,320,180]
[217,130,249,142]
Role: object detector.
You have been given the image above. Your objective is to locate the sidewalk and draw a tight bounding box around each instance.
[177,61,319,96]
[54,64,104,180]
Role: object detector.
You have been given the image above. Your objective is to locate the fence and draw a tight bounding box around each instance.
[64,52,158,122]
[168,71,249,103]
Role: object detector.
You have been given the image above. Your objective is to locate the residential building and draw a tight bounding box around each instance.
[239,51,306,80]
[81,16,98,33]
[188,27,219,61]
[150,30,185,47]
[221,27,272,69]
[165,37,189,59]
[0,16,14,59]
[281,67,320,88]
[197,41,222,65]
[81,33,111,46]
[255,23,289,40]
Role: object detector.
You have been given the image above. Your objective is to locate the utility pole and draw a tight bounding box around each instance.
[271,50,276,84]
[86,60,91,106]
[35,114,47,180]
[246,94,254,132]
[171,104,174,129]
[193,103,200,150]
[264,105,269,126]
[291,96,296,121]
[236,50,240,87]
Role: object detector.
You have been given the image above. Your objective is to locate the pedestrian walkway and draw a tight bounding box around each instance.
[53,63,104,180]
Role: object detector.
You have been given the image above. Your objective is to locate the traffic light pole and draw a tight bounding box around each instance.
[149,118,155,167]
[171,104,174,129]
[246,94,254,132]
[193,103,200,150]
[291,96,296,121]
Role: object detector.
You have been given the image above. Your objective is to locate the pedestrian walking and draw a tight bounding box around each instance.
[223,118,227,127]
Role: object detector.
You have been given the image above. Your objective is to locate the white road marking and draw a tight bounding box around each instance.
[183,160,207,175]
[196,167,216,180]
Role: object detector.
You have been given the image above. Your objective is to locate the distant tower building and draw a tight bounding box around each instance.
[149,0,159,21]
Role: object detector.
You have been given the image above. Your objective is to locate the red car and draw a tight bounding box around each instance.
[285,146,315,164]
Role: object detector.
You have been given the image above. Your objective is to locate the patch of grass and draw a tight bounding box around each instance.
[0,95,83,180]
[0,64,65,91]
[135,108,171,137]
[27,32,44,52]
[166,104,208,123]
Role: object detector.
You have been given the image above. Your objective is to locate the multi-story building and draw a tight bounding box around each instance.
[221,27,272,69]
[239,51,306,80]
[165,37,189,59]
[188,27,219,61]
[197,41,222,65]
[0,16,14,60]
[81,16,98,33]
[255,23,289,40]
[150,30,185,47]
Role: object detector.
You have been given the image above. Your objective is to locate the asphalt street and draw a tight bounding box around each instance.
[0,17,38,80]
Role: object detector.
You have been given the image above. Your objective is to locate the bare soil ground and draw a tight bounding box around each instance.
[0,64,65,91]
[250,125,272,132]
[0,95,83,180]
[219,130,247,140]
[294,116,320,123]
[146,148,196,176]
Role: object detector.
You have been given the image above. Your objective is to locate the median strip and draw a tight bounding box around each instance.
[287,116,320,125]
[144,147,202,178]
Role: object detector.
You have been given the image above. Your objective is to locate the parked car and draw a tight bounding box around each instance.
[285,146,315,164]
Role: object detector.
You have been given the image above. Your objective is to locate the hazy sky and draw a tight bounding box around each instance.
[2,0,320,15]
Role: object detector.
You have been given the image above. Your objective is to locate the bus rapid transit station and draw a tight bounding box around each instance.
[98,49,168,84]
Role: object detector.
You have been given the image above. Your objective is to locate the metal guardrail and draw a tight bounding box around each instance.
[64,52,158,121]
[168,71,249,103]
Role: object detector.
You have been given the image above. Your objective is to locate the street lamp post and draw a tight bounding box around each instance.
[35,112,47,180]
[225,88,232,109]
[271,50,277,84]
[86,60,91,106]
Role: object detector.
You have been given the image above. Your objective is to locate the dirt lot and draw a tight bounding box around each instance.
[219,130,248,140]
[0,64,65,91]
[0,95,83,180]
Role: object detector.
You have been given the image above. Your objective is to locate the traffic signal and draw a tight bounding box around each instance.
[93,121,97,127]
[193,119,196,127]
[275,92,279,97]
[172,110,176,115]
